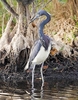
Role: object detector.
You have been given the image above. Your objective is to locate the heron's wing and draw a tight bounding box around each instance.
[29,39,41,62]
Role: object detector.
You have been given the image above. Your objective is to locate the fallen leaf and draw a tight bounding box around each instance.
[50,48,58,56]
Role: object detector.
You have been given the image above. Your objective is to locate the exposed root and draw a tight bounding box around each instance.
[0,15,13,49]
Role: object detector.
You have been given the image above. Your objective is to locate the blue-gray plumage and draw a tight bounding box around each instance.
[24,10,52,86]
[28,40,42,67]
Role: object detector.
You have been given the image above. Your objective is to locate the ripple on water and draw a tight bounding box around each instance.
[0,80,78,100]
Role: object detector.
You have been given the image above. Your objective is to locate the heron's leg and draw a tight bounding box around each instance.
[40,63,44,99]
[32,64,35,89]
[41,81,44,99]
[40,63,44,85]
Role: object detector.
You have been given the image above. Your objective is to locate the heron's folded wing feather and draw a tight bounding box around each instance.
[29,40,41,62]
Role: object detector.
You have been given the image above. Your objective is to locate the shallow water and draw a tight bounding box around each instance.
[0,79,78,100]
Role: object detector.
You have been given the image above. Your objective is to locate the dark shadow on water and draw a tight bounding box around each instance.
[0,78,78,100]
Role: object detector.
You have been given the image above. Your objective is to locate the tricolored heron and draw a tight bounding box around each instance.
[24,10,53,86]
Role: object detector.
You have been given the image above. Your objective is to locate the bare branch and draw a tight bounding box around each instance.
[1,0,19,19]
[4,15,13,34]
[2,13,5,34]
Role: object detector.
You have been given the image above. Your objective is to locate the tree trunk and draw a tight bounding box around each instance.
[0,0,38,72]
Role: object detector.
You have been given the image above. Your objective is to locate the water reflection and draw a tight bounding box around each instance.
[31,81,44,100]
[0,79,78,100]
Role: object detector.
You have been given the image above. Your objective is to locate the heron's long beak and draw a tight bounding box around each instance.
[29,14,40,23]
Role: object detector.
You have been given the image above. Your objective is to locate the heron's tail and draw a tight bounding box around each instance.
[24,60,29,70]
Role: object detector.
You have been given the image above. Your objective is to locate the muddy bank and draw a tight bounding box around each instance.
[0,53,78,83]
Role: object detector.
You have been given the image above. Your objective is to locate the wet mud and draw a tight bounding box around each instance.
[0,53,78,83]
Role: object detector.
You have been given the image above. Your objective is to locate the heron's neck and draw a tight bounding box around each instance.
[39,13,51,38]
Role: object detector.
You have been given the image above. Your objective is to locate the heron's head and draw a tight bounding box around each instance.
[30,10,51,23]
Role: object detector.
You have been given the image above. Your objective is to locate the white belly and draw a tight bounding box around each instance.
[32,44,51,64]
